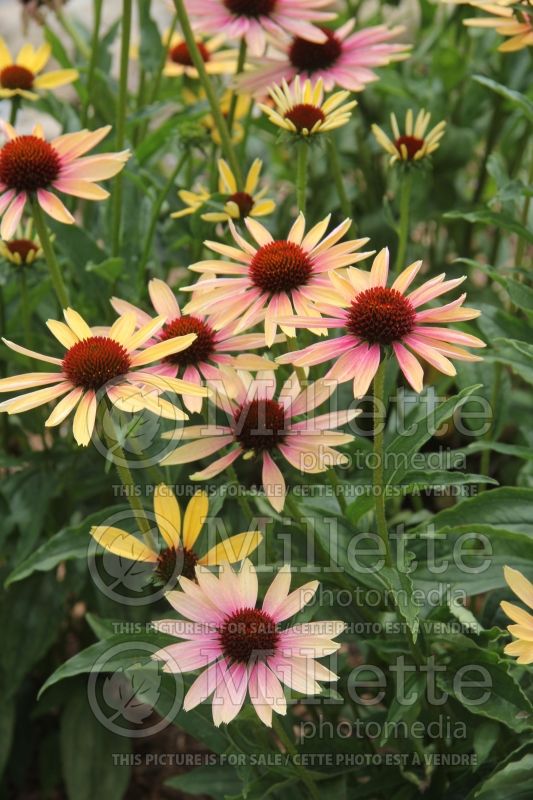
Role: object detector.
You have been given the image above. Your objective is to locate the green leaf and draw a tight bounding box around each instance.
[85,257,125,283]
[413,487,533,536]
[486,339,533,385]
[165,766,242,799]
[5,506,130,587]
[506,280,533,312]
[382,568,421,641]
[470,754,533,799]
[380,672,426,745]
[472,75,533,122]
[401,470,498,492]
[444,209,533,243]
[138,2,164,72]
[60,687,131,800]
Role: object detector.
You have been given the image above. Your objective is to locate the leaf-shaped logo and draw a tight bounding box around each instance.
[102,548,153,593]
[102,661,161,725]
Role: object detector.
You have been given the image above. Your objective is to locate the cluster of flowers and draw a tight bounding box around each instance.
[0,0,529,730]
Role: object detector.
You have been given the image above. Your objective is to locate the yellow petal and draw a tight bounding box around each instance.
[183,491,208,550]
[72,389,97,446]
[153,484,181,549]
[33,69,78,89]
[46,319,79,348]
[90,526,157,562]
[64,307,92,339]
[129,333,197,367]
[199,531,263,565]
[217,159,237,194]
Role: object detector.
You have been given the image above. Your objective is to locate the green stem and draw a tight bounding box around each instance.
[226,39,247,136]
[150,12,178,104]
[138,151,188,284]
[111,0,133,257]
[327,138,352,223]
[9,97,20,127]
[55,7,90,59]
[103,403,156,550]
[31,199,70,309]
[479,362,502,491]
[172,0,242,186]
[19,270,32,347]
[372,361,393,567]
[286,335,307,386]
[296,140,309,214]
[327,468,347,514]
[227,465,254,520]
[394,170,413,274]
[272,716,319,800]
[515,141,533,268]
[82,0,103,126]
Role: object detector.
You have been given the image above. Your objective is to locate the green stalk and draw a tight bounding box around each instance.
[327,468,347,514]
[394,170,413,274]
[372,360,393,567]
[19,270,32,347]
[138,151,188,284]
[82,0,103,126]
[55,6,91,59]
[515,143,533,268]
[479,362,502,491]
[9,97,20,127]
[327,138,352,223]
[296,140,309,214]
[150,12,179,104]
[103,402,157,550]
[111,0,133,257]
[272,715,319,800]
[172,0,242,186]
[227,464,254,520]
[226,39,247,136]
[31,199,70,309]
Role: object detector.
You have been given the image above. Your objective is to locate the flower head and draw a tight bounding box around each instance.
[277,248,485,397]
[182,212,373,346]
[0,123,129,239]
[0,37,78,101]
[163,31,237,78]
[237,20,411,96]
[152,559,344,726]
[501,566,533,664]
[372,109,446,165]
[184,0,337,56]
[0,219,43,265]
[0,308,209,446]
[461,0,532,52]
[91,484,262,586]
[259,77,356,136]
[172,159,275,223]
[161,370,358,512]
[111,278,277,413]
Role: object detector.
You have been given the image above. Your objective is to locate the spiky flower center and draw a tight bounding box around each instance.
[249,240,313,293]
[62,336,132,390]
[155,546,199,584]
[224,0,277,18]
[227,191,255,217]
[285,103,325,132]
[395,135,424,160]
[5,238,39,263]
[159,315,216,366]
[170,41,210,66]
[347,287,416,345]
[289,28,342,73]
[0,65,35,91]
[219,608,279,663]
[0,135,61,192]
[234,399,287,451]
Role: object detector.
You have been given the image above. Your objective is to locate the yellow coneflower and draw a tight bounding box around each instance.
[0,37,77,101]
[372,109,446,165]
[259,77,357,137]
[0,220,43,265]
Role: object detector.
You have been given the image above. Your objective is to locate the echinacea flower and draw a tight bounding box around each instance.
[237,20,411,96]
[111,278,278,413]
[184,0,337,56]
[182,212,373,347]
[91,484,262,586]
[501,566,533,664]
[161,370,358,512]
[152,559,344,726]
[372,109,446,165]
[461,0,532,52]
[0,37,78,100]
[0,308,209,446]
[0,123,129,239]
[277,248,485,397]
[172,159,275,223]
[259,76,356,136]
[0,219,43,265]
[163,31,237,78]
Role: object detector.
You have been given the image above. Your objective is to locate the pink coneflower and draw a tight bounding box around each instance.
[237,20,411,96]
[153,559,344,726]
[277,248,485,397]
[111,278,278,414]
[0,123,129,239]
[0,308,208,446]
[160,370,358,512]
[184,0,336,56]
[182,213,373,347]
